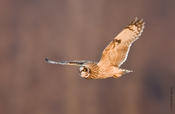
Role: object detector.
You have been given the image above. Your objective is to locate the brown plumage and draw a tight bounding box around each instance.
[45,17,145,79]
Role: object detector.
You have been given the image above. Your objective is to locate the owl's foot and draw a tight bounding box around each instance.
[113,69,133,78]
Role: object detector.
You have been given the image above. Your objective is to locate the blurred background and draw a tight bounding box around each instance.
[0,0,175,114]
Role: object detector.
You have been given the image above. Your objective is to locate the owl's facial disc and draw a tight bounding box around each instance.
[79,66,91,78]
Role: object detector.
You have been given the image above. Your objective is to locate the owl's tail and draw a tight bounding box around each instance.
[113,69,133,78]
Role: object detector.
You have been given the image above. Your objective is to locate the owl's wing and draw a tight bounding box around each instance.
[98,17,145,67]
[45,58,90,66]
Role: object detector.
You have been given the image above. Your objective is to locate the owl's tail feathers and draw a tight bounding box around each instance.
[113,69,133,78]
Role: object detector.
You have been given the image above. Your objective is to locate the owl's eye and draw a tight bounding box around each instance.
[83,67,88,72]
[80,66,89,73]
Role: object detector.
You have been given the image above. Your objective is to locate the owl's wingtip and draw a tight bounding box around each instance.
[45,58,60,64]
[45,57,49,62]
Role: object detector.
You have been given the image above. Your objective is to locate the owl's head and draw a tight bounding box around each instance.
[79,66,91,78]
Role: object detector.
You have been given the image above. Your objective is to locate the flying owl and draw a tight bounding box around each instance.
[46,17,145,79]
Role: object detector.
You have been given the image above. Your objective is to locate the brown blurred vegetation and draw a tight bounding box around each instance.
[0,0,175,114]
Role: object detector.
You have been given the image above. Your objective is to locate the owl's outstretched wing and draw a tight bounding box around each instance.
[98,17,145,67]
[45,58,90,66]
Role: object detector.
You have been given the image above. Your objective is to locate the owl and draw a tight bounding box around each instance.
[46,17,145,79]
